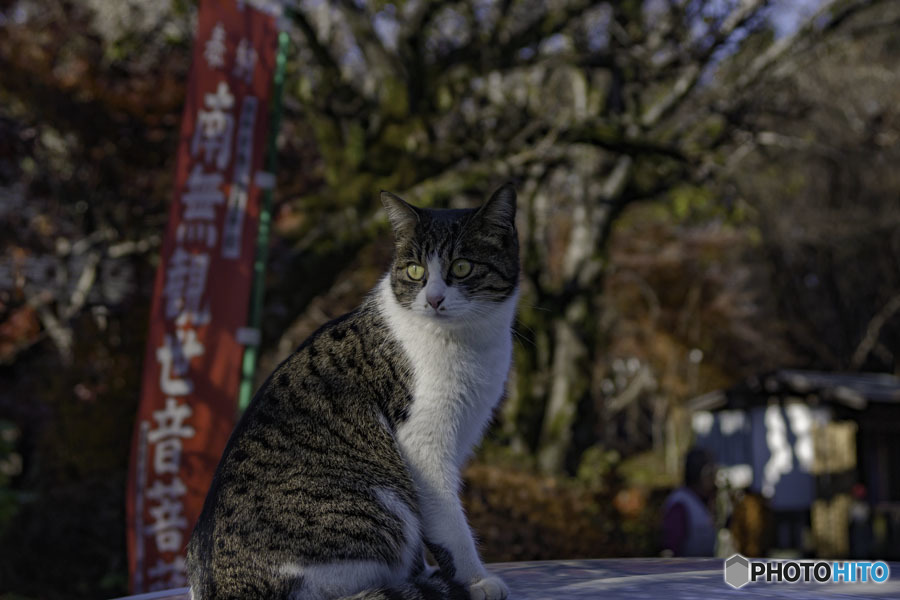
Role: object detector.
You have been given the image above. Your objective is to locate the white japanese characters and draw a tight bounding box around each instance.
[233,38,258,84]
[156,331,204,397]
[193,82,236,170]
[164,247,211,323]
[222,97,258,259]
[144,398,196,588]
[204,22,227,69]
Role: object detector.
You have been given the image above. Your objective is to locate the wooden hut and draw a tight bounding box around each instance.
[689,370,900,559]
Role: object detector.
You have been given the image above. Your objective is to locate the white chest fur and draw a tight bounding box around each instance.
[378,277,516,476]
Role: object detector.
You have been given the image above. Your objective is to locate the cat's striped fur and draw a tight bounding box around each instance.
[186,185,519,600]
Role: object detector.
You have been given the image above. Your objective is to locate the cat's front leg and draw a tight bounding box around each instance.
[416,479,509,600]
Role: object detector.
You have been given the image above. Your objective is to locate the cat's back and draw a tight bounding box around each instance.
[252,300,412,422]
[187,301,419,599]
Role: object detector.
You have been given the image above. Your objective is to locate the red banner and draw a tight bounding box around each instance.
[126,0,280,592]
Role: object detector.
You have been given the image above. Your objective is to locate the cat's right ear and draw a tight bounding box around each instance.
[476,183,517,232]
[381,191,419,239]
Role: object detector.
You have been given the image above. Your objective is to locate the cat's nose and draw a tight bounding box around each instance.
[426,293,444,310]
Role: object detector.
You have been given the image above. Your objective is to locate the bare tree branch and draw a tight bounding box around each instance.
[334,0,405,83]
[641,0,768,127]
[852,293,900,369]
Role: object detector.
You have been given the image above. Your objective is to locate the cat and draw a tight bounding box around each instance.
[186,184,520,600]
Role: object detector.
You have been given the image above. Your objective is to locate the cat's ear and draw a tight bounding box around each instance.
[381,191,419,239]
[476,183,516,231]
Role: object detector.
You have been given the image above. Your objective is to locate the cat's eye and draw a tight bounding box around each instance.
[451,259,472,278]
[406,263,425,280]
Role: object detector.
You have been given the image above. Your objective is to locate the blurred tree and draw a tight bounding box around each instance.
[723,1,900,372]
[260,0,893,474]
[0,2,193,597]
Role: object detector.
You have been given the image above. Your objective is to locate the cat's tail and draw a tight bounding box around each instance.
[338,572,469,600]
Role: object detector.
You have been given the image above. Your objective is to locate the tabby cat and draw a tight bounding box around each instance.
[186,185,520,600]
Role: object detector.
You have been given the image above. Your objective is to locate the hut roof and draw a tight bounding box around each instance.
[689,370,900,412]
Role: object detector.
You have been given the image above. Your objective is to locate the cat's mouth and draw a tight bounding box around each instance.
[412,304,460,322]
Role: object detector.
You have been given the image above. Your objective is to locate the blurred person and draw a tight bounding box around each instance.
[849,483,874,559]
[661,447,718,556]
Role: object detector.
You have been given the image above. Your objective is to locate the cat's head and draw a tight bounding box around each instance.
[381,184,519,326]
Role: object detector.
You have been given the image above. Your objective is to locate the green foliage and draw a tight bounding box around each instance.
[378,77,409,120]
[575,445,620,491]
[618,450,679,489]
[670,184,713,220]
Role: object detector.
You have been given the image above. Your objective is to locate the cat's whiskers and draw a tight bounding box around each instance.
[511,328,535,349]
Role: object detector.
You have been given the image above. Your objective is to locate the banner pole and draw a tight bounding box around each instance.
[238,30,289,412]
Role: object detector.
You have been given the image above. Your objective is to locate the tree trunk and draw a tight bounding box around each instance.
[537,297,591,473]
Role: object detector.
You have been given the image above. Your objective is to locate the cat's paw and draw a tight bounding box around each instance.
[468,575,509,600]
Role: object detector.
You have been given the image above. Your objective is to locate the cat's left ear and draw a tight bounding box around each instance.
[476,183,517,231]
[381,191,419,239]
